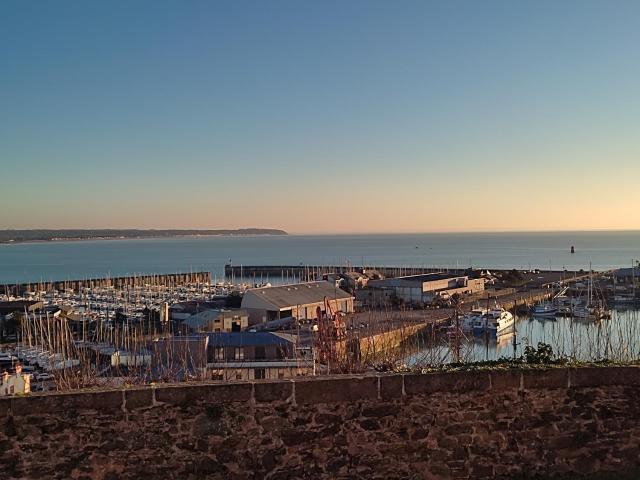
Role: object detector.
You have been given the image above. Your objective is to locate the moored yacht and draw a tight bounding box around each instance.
[460,307,488,332]
[472,307,514,335]
[531,301,558,318]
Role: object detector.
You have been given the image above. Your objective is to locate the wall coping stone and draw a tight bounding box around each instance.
[2,365,640,417]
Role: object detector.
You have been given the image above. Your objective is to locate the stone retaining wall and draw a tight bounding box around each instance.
[2,367,640,479]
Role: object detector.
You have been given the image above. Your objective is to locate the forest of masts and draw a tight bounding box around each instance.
[12,300,640,392]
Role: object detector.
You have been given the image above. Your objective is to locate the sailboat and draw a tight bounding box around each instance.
[573,264,609,320]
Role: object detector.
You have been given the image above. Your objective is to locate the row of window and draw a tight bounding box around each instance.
[212,346,278,361]
[213,347,245,360]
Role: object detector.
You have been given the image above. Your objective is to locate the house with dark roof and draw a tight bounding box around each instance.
[0,301,44,341]
[240,281,354,325]
[0,300,43,316]
[205,332,313,381]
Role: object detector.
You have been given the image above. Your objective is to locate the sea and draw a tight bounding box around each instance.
[408,309,640,365]
[0,231,639,285]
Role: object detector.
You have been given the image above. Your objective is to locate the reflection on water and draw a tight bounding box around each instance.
[408,308,640,366]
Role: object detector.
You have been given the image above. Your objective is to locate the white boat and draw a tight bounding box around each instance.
[531,301,558,318]
[473,308,514,335]
[459,308,487,332]
[494,309,515,334]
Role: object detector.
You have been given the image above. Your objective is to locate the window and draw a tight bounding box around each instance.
[254,368,266,380]
[234,347,244,360]
[254,346,266,360]
[235,369,243,380]
[214,347,224,361]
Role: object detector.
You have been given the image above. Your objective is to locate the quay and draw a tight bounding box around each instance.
[346,288,555,359]
[463,288,553,312]
[1,271,211,297]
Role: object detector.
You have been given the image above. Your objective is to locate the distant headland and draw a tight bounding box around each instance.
[0,229,288,244]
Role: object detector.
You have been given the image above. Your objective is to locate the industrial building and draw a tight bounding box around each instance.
[169,301,225,321]
[241,281,354,325]
[181,309,249,334]
[367,273,485,305]
[614,266,639,285]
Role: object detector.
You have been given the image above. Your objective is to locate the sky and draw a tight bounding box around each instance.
[1,0,639,234]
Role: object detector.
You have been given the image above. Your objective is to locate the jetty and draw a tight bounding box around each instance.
[1,271,212,297]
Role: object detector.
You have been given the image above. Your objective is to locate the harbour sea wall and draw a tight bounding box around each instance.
[0,272,211,296]
[225,264,450,280]
[2,367,640,479]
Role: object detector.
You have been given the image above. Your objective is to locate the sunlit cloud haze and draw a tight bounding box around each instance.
[1,0,639,234]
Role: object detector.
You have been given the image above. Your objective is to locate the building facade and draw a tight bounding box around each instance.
[205,332,313,381]
[181,309,249,333]
[0,365,31,397]
[241,281,354,325]
[368,273,485,304]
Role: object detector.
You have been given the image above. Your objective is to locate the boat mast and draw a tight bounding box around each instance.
[633,259,636,304]
[588,262,593,307]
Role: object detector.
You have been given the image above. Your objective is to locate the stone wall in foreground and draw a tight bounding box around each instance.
[2,367,640,479]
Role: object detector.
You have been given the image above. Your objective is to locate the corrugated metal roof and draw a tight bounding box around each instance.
[369,273,466,287]
[615,267,639,277]
[182,309,248,329]
[205,332,293,347]
[242,281,352,310]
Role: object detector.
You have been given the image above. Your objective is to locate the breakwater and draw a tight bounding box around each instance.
[226,264,454,281]
[0,271,211,296]
[3,366,640,479]
[225,264,593,284]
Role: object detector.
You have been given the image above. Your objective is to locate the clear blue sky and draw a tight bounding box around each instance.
[2,1,639,233]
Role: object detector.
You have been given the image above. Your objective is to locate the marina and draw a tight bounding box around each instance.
[0,257,635,392]
[4,2,640,476]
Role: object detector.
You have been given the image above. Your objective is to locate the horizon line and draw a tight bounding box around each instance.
[2,227,640,236]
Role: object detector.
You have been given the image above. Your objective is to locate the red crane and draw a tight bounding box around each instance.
[314,296,345,371]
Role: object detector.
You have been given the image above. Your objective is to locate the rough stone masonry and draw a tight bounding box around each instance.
[2,366,640,479]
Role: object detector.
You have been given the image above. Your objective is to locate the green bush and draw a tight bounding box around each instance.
[524,342,554,364]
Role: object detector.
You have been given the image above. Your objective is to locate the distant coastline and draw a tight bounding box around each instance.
[0,229,288,244]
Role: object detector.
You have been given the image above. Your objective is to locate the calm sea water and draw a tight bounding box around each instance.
[409,309,640,365]
[0,231,638,284]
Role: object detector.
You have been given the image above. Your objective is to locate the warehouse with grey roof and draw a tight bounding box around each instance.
[240,281,354,325]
